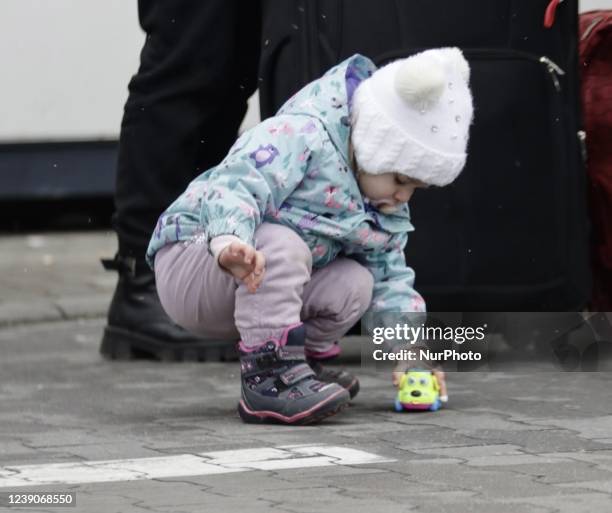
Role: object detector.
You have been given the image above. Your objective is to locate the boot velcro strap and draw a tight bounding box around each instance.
[279,363,315,386]
[277,346,307,361]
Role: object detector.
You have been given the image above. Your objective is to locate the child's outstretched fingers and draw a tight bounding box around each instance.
[231,242,249,263]
[252,251,266,283]
[392,371,403,388]
[244,251,266,293]
[242,245,254,265]
[391,361,409,388]
[433,369,448,403]
[219,241,259,282]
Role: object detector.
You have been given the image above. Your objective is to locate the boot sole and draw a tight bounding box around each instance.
[346,378,360,400]
[100,326,238,362]
[237,388,350,425]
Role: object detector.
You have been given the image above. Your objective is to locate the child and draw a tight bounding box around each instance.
[147,48,473,424]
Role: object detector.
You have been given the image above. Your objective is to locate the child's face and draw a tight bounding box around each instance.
[357,172,428,214]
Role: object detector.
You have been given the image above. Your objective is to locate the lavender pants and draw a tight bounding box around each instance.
[154,222,374,356]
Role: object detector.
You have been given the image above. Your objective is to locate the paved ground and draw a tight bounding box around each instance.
[1,231,612,512]
[0,231,116,326]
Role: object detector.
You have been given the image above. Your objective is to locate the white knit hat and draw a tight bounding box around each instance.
[351,48,474,186]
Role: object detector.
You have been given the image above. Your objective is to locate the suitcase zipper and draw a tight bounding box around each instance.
[539,56,566,92]
[460,50,565,93]
[577,130,587,164]
[376,48,567,92]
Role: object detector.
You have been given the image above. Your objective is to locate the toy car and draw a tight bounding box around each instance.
[394,370,442,412]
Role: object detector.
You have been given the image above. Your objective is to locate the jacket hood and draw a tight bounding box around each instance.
[276,54,413,229]
[276,54,377,163]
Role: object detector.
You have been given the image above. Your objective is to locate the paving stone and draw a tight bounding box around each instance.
[0,440,41,457]
[0,300,61,326]
[382,426,485,450]
[281,467,462,497]
[54,295,110,320]
[0,232,116,307]
[526,416,612,441]
[555,480,612,496]
[21,429,121,449]
[323,420,418,437]
[73,481,238,513]
[456,459,612,491]
[407,499,552,513]
[251,486,415,513]
[410,443,524,459]
[461,428,612,453]
[390,408,551,434]
[504,492,612,513]
[140,439,267,454]
[3,317,612,512]
[543,450,612,473]
[0,451,85,467]
[248,431,357,447]
[466,453,575,467]
[46,443,167,461]
[396,464,588,499]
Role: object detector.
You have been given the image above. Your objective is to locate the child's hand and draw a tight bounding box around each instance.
[218,241,266,293]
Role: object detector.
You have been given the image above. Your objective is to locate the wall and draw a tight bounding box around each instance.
[0,0,610,144]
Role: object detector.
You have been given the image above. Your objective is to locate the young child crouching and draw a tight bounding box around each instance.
[146,48,474,424]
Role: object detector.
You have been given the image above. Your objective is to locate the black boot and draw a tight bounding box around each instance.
[100,254,237,361]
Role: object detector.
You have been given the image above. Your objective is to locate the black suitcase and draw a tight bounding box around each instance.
[258,0,591,312]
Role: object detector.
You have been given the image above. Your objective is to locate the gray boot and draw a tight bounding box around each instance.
[238,324,350,424]
[307,358,360,400]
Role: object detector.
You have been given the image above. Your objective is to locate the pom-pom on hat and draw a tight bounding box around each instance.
[351,48,474,186]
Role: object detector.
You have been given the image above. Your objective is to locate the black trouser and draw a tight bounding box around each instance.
[113,0,261,260]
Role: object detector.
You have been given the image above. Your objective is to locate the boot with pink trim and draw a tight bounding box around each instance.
[306,343,360,400]
[237,324,350,425]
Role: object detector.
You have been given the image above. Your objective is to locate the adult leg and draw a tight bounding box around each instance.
[101,0,261,361]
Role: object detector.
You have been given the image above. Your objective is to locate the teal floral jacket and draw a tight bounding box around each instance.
[146,54,425,314]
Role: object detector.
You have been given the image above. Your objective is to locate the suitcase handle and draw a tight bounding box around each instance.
[544,0,564,29]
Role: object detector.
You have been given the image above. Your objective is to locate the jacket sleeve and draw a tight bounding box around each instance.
[200,115,323,246]
[354,232,426,348]
[359,231,426,314]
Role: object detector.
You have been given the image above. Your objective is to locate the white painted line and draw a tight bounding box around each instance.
[0,445,395,488]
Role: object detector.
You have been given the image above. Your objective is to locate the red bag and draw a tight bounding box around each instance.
[580,11,612,311]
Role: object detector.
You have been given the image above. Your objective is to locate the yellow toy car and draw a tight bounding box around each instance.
[394,370,442,412]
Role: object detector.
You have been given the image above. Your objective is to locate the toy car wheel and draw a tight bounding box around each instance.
[429,399,441,411]
[394,398,403,412]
